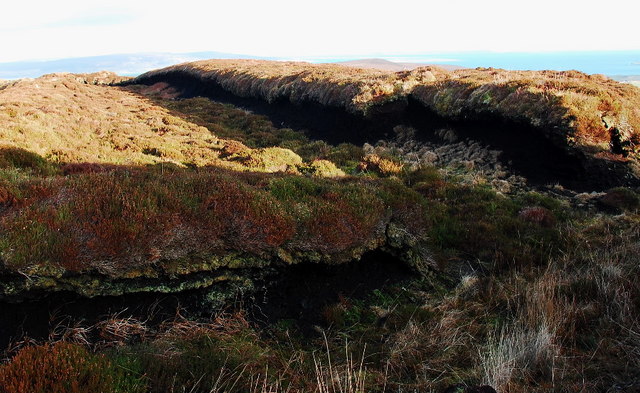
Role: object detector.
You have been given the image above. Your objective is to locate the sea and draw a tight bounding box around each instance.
[305,51,640,76]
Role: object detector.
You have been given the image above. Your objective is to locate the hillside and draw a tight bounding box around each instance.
[0,63,639,393]
[0,72,430,293]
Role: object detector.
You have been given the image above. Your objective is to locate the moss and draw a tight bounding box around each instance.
[298,159,345,177]
[0,147,58,176]
[233,147,303,173]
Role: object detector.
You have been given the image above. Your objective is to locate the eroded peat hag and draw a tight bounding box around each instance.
[2,63,640,392]
[123,70,399,146]
[128,61,640,191]
[0,251,416,353]
[403,98,589,188]
[0,291,191,354]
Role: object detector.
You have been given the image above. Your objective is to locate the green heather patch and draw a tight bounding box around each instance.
[0,165,429,276]
[397,171,569,269]
[157,97,304,149]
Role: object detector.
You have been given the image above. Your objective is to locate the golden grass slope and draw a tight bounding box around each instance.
[0,72,335,175]
[136,60,640,158]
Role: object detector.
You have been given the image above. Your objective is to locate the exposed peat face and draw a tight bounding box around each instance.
[0,251,414,351]
[403,97,591,189]
[128,71,396,145]
[128,72,638,191]
[249,250,414,334]
[0,290,192,352]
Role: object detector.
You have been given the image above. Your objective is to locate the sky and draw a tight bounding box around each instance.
[1,0,640,63]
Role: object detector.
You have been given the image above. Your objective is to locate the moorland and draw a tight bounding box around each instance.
[0,60,638,393]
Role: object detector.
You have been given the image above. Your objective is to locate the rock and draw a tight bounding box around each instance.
[442,384,497,393]
[436,128,459,143]
[422,151,439,164]
[363,143,375,154]
[491,179,512,193]
[598,187,640,212]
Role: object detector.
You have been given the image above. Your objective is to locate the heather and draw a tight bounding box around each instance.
[0,63,639,393]
[0,162,430,280]
[2,171,637,392]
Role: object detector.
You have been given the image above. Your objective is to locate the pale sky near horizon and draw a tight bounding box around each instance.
[1,0,639,63]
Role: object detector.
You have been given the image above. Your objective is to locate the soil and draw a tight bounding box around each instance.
[0,251,415,353]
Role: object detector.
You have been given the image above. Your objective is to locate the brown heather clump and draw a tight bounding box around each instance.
[518,206,556,227]
[0,186,16,209]
[0,166,427,277]
[0,341,144,393]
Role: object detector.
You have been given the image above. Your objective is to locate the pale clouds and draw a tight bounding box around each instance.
[1,0,639,62]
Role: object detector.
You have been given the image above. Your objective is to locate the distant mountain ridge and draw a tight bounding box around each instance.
[0,54,463,80]
[335,58,464,72]
[610,75,640,87]
[2,50,639,79]
[0,51,263,79]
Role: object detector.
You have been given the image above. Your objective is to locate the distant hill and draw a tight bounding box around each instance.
[610,75,640,87]
[335,58,464,72]
[0,51,263,79]
[0,54,463,80]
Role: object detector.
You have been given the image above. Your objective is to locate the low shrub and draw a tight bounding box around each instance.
[599,187,640,212]
[0,342,145,393]
[358,154,404,177]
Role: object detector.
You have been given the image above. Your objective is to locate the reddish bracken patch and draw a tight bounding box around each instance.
[0,186,16,209]
[61,162,113,176]
[518,206,556,227]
